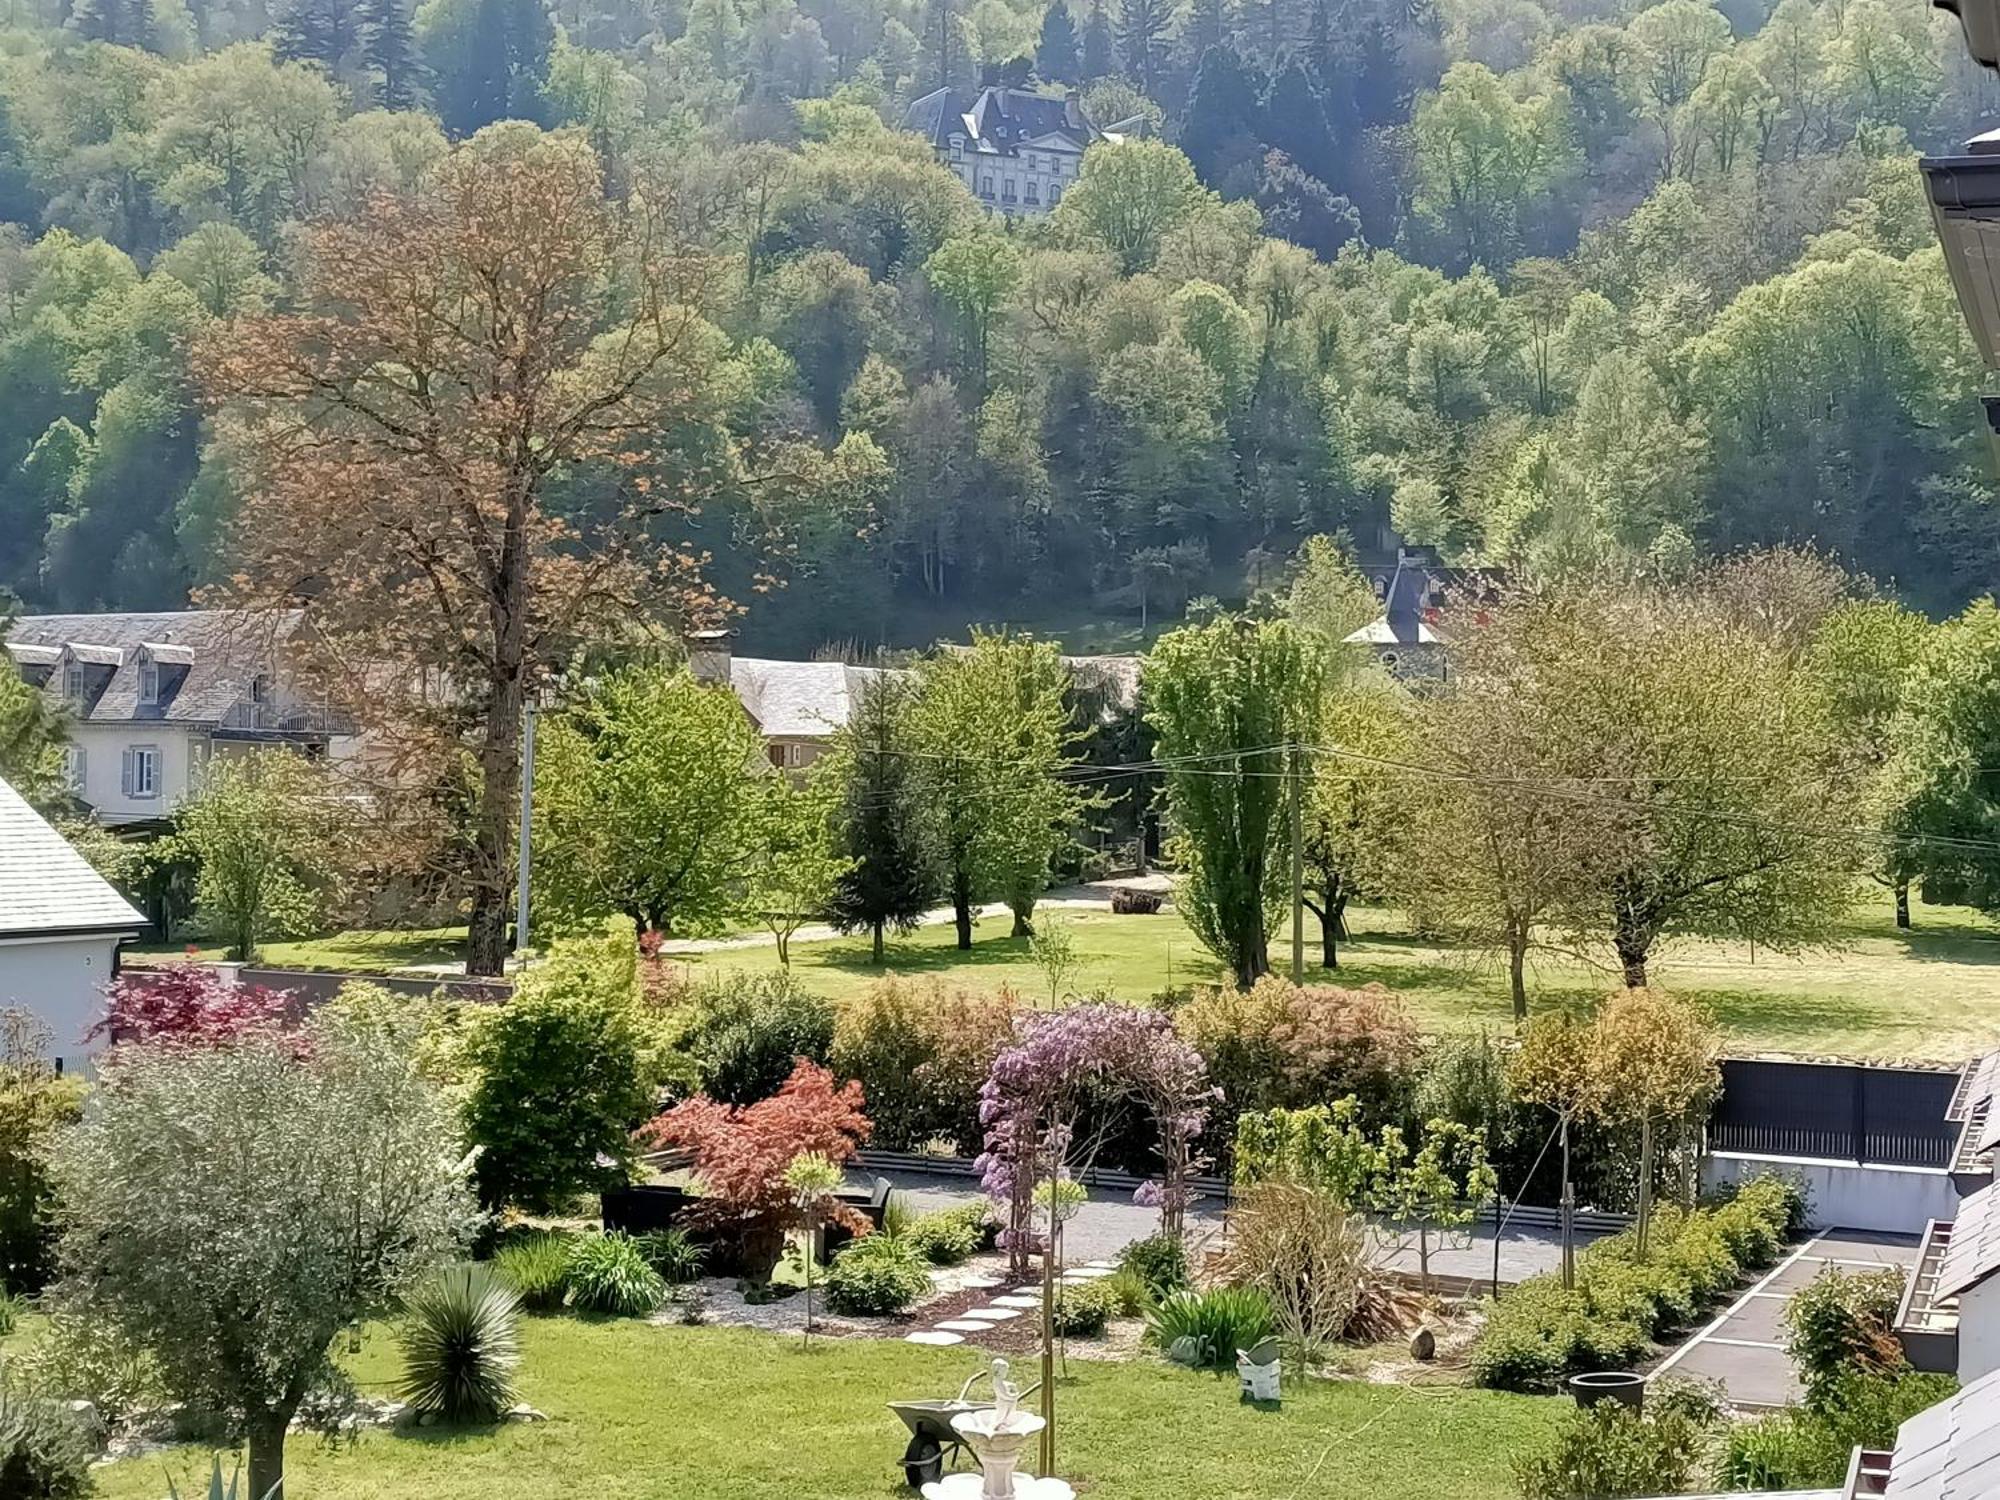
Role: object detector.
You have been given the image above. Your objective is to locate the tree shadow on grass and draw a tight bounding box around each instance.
[807,934,1038,978]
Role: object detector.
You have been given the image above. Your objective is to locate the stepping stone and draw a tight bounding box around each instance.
[958,1275,1003,1289]
[969,1307,1022,1322]
[992,1295,1041,1309]
[936,1320,999,1333]
[1063,1267,1114,1280]
[906,1331,964,1345]
[1080,1260,1118,1270]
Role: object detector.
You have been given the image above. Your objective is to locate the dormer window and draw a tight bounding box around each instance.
[64,666,84,700]
[950,137,963,158]
[139,660,160,705]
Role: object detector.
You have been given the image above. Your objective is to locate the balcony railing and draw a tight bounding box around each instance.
[217,699,354,736]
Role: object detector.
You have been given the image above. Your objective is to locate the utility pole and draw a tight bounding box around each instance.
[1289,742,1304,983]
[515,698,537,964]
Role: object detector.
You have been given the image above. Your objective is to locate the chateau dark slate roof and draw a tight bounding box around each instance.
[6,610,300,726]
[901,86,1097,158]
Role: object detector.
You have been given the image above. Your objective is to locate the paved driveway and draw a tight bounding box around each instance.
[876,1169,1602,1285]
[1649,1229,1920,1409]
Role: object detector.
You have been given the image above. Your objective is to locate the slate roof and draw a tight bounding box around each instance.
[0,774,145,939]
[5,610,300,726]
[1884,1365,2000,1500]
[729,659,899,740]
[901,86,1097,158]
[1345,549,1505,649]
[1937,1179,2000,1300]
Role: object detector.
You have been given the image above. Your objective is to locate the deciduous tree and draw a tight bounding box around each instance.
[172,749,342,963]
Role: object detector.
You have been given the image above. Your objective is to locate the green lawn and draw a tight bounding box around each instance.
[680,900,2000,1064]
[81,1319,1554,1500]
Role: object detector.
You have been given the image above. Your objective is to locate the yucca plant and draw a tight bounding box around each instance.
[1146,1287,1279,1370]
[492,1230,574,1312]
[563,1232,667,1317]
[164,1457,281,1500]
[396,1263,522,1424]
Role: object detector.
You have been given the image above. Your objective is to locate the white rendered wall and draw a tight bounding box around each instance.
[1960,1278,2000,1386]
[1704,1151,1962,1236]
[0,932,125,1072]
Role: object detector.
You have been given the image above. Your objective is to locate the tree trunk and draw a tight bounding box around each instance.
[871,918,884,964]
[248,1408,290,1500]
[954,876,974,950]
[776,929,791,967]
[1895,882,1910,930]
[1636,1114,1656,1260]
[1612,903,1651,988]
[1558,1115,1575,1291]
[1320,908,1337,969]
[1507,917,1528,1022]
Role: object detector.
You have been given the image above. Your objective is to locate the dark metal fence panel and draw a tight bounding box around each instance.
[1710,1059,1958,1168]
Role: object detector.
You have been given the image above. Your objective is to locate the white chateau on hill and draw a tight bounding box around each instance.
[901,85,1147,217]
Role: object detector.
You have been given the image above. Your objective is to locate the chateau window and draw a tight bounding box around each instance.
[1025,181,1040,205]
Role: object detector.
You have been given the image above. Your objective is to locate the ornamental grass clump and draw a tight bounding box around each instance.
[563,1233,667,1317]
[396,1262,522,1424]
[492,1230,575,1312]
[1146,1287,1278,1368]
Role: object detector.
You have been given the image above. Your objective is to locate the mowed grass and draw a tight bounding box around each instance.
[81,1319,1555,1500]
[678,899,2000,1064]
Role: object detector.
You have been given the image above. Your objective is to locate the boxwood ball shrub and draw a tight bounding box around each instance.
[563,1232,667,1317]
[824,1234,933,1315]
[1051,1280,1121,1338]
[0,1388,94,1500]
[1118,1233,1190,1299]
[903,1202,993,1266]
[492,1229,575,1312]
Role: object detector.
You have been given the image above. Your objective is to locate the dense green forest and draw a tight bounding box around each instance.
[0,0,1994,650]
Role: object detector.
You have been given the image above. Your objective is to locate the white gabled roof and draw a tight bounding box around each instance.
[1939,1179,2000,1300]
[1886,1365,2000,1500]
[0,776,145,940]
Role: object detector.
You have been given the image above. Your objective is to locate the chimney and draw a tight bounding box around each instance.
[1065,89,1084,131]
[685,628,734,685]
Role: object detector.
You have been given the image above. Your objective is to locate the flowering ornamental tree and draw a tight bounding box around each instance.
[976,1005,1215,1277]
[639,1060,872,1272]
[90,968,294,1048]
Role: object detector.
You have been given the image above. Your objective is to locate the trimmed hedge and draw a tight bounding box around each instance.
[1472,1174,1804,1392]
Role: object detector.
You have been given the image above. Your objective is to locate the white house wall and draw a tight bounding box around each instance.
[0,932,121,1072]
[67,722,207,823]
[1962,1277,2000,1385]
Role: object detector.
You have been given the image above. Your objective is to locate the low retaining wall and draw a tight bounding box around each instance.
[1704,1150,1962,1235]
[123,961,511,1007]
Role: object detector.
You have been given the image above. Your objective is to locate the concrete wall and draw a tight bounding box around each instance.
[1961,1277,2000,1385]
[1705,1150,1963,1235]
[0,931,126,1072]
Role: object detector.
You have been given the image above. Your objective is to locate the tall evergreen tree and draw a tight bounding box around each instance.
[1179,45,1265,189]
[1037,0,1081,83]
[362,0,423,110]
[828,674,941,963]
[68,0,151,47]
[1263,57,1338,184]
[1181,0,1226,71]
[1352,15,1409,127]
[273,0,357,67]
[1118,0,1171,97]
[1081,0,1115,81]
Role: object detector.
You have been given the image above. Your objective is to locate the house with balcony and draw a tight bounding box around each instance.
[4,610,357,826]
[900,85,1148,217]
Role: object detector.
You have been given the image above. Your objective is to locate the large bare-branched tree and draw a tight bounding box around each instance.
[198,129,731,974]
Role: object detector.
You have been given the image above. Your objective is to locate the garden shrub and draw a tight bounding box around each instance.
[1118,1232,1190,1299]
[1474,1184,1798,1391]
[10,1309,164,1426]
[563,1233,667,1316]
[1718,1369,1959,1490]
[1145,1287,1278,1367]
[90,969,293,1048]
[1710,1173,1811,1243]
[1177,977,1419,1142]
[1103,1266,1153,1317]
[396,1263,521,1424]
[1223,1181,1367,1354]
[464,944,653,1213]
[492,1230,575,1312]
[0,1388,94,1500]
[0,1012,87,1295]
[683,972,836,1105]
[1784,1267,1911,1407]
[831,980,1018,1152]
[1514,1398,1717,1500]
[1051,1280,1122,1338]
[634,1228,707,1284]
[903,1202,993,1266]
[824,1234,932,1315]
[1709,1199,1783,1270]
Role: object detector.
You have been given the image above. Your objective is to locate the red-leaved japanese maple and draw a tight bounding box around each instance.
[92,969,294,1047]
[639,1060,872,1243]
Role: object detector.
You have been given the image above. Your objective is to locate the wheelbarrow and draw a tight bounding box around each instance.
[888,1367,1043,1490]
